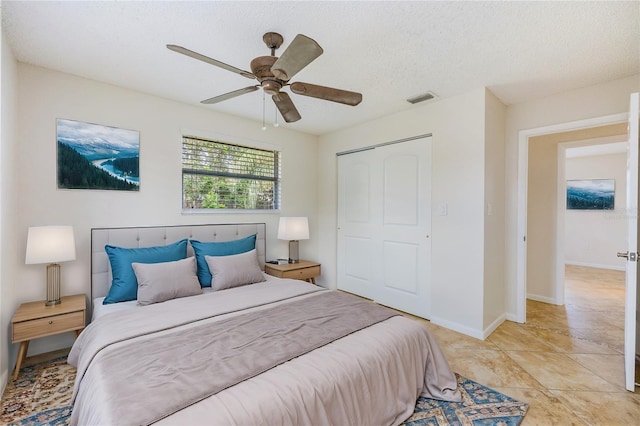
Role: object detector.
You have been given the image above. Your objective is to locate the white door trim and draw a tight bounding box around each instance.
[624,92,639,391]
[555,143,567,306]
[515,113,629,322]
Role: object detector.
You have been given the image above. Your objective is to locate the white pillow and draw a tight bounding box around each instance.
[132,256,202,306]
[205,249,266,291]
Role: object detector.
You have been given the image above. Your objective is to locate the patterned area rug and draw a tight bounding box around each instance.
[1,356,74,426]
[403,374,529,426]
[1,357,527,425]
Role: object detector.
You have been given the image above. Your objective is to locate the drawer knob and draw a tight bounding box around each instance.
[48,321,53,325]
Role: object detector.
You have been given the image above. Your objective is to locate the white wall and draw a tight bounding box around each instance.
[483,89,506,331]
[526,135,560,302]
[505,74,640,315]
[1,17,19,391]
[4,63,319,366]
[318,88,495,338]
[565,151,627,270]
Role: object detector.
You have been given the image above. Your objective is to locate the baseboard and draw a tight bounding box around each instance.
[429,315,485,340]
[527,293,561,305]
[564,261,625,271]
[505,312,521,323]
[482,313,506,339]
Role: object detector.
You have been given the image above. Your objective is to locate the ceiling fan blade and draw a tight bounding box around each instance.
[201,86,259,104]
[272,92,301,123]
[290,82,362,106]
[271,34,323,81]
[167,44,255,79]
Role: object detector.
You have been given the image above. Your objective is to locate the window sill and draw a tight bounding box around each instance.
[181,209,281,215]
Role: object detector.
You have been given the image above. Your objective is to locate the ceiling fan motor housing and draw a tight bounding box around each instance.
[250,56,283,95]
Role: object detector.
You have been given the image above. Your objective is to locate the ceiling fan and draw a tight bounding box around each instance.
[167,32,362,123]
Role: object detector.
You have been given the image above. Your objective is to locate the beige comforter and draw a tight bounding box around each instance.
[69,278,460,425]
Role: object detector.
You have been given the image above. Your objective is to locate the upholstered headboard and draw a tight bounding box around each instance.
[91,223,266,300]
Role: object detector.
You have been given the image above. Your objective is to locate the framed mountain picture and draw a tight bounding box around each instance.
[566,179,614,210]
[57,119,140,191]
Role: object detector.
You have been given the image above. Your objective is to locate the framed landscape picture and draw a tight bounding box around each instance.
[57,119,140,191]
[566,179,614,210]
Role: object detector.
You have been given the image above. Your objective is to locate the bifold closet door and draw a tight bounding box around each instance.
[337,137,432,319]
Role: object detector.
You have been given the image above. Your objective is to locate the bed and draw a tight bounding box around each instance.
[68,223,460,426]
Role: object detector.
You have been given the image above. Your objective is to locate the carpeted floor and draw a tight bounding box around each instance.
[1,355,528,425]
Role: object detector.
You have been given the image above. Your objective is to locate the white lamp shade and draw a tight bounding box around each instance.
[25,226,76,264]
[277,217,309,241]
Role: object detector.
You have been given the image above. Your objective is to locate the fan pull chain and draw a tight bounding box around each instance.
[261,91,267,131]
[274,106,279,128]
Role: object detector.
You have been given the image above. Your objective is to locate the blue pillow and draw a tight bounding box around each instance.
[103,239,188,304]
[190,234,257,287]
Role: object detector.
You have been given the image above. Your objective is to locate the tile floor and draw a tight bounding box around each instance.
[418,265,640,425]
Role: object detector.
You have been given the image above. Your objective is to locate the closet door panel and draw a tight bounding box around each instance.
[383,241,418,294]
[337,151,377,300]
[383,154,418,226]
[344,236,373,282]
[376,138,431,318]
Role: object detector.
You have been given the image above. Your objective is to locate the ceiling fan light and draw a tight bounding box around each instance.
[262,80,282,96]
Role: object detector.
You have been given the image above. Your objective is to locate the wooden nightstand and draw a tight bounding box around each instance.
[265,260,321,284]
[11,294,86,380]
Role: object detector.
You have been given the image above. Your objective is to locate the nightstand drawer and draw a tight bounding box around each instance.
[281,265,321,280]
[13,311,84,342]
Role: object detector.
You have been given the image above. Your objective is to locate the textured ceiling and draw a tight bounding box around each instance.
[2,1,639,136]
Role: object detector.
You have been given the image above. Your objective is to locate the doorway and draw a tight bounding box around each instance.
[560,140,629,348]
[562,134,629,291]
[517,112,637,390]
[525,125,627,307]
[523,124,628,307]
[516,113,629,322]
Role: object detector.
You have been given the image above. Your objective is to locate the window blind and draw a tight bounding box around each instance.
[182,136,280,210]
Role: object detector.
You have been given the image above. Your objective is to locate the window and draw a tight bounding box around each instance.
[182,136,280,210]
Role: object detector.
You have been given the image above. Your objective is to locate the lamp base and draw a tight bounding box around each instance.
[45,263,62,306]
[288,240,300,263]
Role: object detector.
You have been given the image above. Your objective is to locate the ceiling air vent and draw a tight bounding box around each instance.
[407,91,437,104]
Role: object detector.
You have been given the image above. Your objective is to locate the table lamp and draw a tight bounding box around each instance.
[277,217,309,263]
[25,225,76,306]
